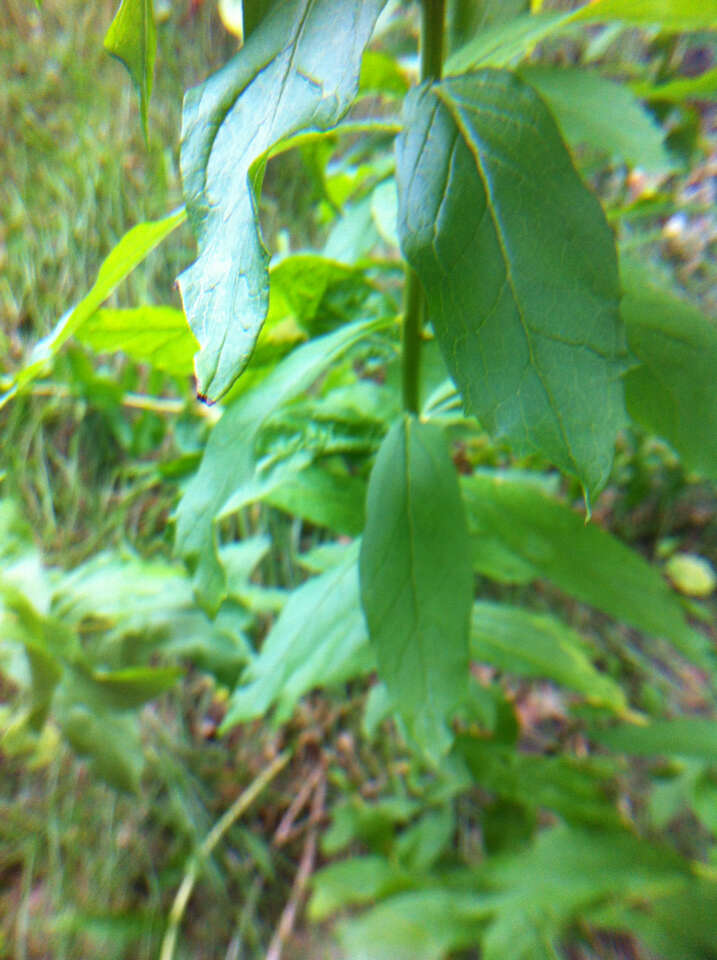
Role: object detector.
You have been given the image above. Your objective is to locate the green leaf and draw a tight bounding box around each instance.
[309,855,408,921]
[55,698,144,793]
[457,737,621,827]
[174,316,386,613]
[104,0,157,141]
[463,472,712,667]
[621,260,717,483]
[241,0,274,37]
[76,306,198,376]
[86,665,183,711]
[631,66,717,103]
[471,601,627,712]
[572,0,717,29]
[445,12,570,73]
[482,825,691,960]
[339,890,480,960]
[1,208,186,407]
[396,71,626,499]
[519,65,675,174]
[222,546,371,730]
[263,463,367,536]
[359,416,472,757]
[592,718,717,760]
[178,0,386,402]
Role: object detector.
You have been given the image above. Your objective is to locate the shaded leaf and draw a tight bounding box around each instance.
[174,316,386,613]
[622,260,717,483]
[309,855,408,920]
[222,547,371,729]
[178,0,386,401]
[104,0,157,140]
[471,601,627,712]
[396,71,626,499]
[520,65,675,174]
[592,718,717,760]
[457,736,621,827]
[463,472,712,667]
[359,416,472,756]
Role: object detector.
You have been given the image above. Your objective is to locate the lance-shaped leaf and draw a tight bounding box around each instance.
[178,0,386,402]
[104,0,157,141]
[396,71,627,499]
[621,260,717,483]
[359,416,473,756]
[174,316,387,614]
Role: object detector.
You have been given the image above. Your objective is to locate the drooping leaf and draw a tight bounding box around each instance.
[76,306,198,376]
[396,71,626,499]
[1,208,186,407]
[178,0,386,402]
[104,0,157,140]
[520,65,675,174]
[222,547,371,729]
[621,260,717,483]
[471,601,627,712]
[174,316,386,613]
[359,416,473,756]
[592,718,717,761]
[463,472,712,668]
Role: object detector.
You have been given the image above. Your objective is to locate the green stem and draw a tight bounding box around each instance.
[401,0,446,414]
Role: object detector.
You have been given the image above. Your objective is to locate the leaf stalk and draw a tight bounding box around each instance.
[402,0,446,414]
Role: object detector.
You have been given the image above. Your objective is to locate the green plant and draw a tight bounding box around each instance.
[3,0,717,957]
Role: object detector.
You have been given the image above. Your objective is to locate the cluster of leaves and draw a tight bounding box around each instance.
[2,0,717,957]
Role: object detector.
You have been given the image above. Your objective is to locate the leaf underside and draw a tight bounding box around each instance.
[178,0,385,402]
[396,70,627,499]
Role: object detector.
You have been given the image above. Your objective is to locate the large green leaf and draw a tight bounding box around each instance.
[592,718,717,760]
[471,601,627,712]
[396,71,626,499]
[0,208,186,408]
[463,472,712,667]
[174,317,385,613]
[621,260,717,483]
[178,0,386,402]
[359,416,473,756]
[76,306,198,376]
[520,66,674,174]
[104,0,157,140]
[222,547,371,729]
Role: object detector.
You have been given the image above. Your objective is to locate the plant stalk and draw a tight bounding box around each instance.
[401,0,446,414]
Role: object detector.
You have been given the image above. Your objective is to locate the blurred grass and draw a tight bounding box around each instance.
[0,0,235,347]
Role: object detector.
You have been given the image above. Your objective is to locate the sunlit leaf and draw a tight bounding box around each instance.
[104,0,157,140]
[178,0,386,401]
